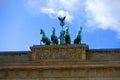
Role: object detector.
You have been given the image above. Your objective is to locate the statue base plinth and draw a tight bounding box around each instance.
[30,44,88,61]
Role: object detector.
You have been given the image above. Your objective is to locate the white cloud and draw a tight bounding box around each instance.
[85,0,120,38]
[41,7,73,22]
[57,10,73,22]
[27,0,120,38]
[27,0,81,23]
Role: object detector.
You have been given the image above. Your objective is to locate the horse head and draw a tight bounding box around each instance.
[65,26,69,32]
[40,29,44,35]
[52,27,55,33]
[78,27,82,34]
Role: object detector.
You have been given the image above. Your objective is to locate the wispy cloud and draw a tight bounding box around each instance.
[27,0,81,23]
[41,7,73,22]
[27,0,120,38]
[85,0,120,38]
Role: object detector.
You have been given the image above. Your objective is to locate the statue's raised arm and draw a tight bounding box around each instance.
[58,16,66,45]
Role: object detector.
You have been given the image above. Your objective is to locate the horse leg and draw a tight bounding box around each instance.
[40,40,42,45]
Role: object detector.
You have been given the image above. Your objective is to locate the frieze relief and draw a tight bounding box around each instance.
[35,48,83,60]
[30,45,88,61]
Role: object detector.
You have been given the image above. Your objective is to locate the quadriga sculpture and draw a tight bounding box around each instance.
[40,29,50,45]
[74,27,82,44]
[51,27,58,45]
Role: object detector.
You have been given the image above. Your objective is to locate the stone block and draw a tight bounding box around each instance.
[30,44,88,61]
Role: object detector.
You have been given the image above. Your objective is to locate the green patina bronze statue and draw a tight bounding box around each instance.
[59,30,65,45]
[51,27,58,45]
[40,17,83,45]
[74,27,82,44]
[58,16,66,30]
[58,16,66,45]
[64,26,71,44]
[40,29,50,45]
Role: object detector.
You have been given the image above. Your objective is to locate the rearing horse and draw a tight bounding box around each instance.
[64,26,71,44]
[51,27,58,45]
[40,29,50,45]
[74,27,82,44]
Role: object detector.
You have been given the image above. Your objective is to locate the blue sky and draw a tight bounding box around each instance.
[0,0,120,51]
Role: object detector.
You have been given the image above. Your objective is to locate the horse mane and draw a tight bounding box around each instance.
[40,29,45,35]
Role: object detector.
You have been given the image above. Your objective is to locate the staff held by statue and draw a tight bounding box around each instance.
[58,16,66,45]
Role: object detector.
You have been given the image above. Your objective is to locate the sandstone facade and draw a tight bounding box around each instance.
[0,44,120,80]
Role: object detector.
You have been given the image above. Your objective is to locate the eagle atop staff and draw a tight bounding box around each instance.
[58,16,66,27]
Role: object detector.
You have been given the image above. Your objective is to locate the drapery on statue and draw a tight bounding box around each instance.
[64,26,71,44]
[40,29,50,45]
[59,30,65,45]
[74,27,82,44]
[51,27,58,45]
